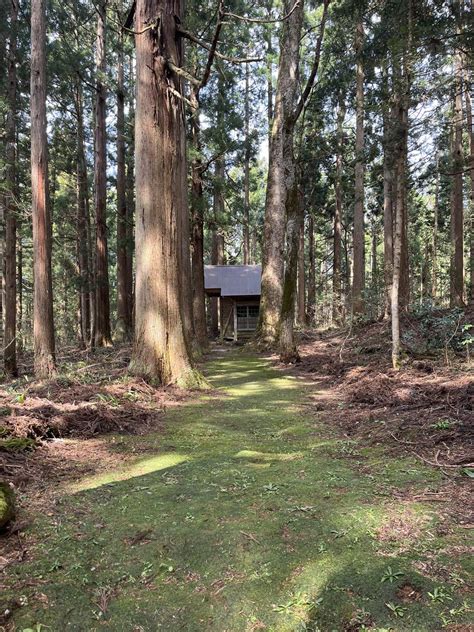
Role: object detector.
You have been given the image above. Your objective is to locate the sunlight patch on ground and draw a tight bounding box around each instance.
[69,452,189,492]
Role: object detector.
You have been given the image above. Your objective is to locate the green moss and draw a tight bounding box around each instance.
[0,436,36,452]
[0,481,15,529]
[2,352,472,631]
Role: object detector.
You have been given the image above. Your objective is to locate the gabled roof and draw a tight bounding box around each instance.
[204,265,262,297]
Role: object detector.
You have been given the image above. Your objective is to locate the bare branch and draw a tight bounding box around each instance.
[166,60,202,87]
[223,0,301,24]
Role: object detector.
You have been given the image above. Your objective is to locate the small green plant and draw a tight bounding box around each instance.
[381,566,404,583]
[431,419,452,430]
[428,586,452,604]
[385,602,407,618]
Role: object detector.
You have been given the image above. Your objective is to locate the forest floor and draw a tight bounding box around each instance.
[0,327,473,631]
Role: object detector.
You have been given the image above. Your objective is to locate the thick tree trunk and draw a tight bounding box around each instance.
[131,0,201,387]
[74,80,91,349]
[190,90,208,349]
[333,96,345,324]
[258,0,304,345]
[4,0,18,376]
[243,63,251,265]
[297,211,305,325]
[116,21,132,341]
[94,0,112,347]
[307,214,316,323]
[352,15,365,316]
[31,0,56,378]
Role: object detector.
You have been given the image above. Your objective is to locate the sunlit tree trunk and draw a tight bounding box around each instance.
[94,0,112,346]
[31,0,56,378]
[4,0,18,376]
[259,0,304,345]
[352,14,365,316]
[116,18,132,341]
[210,158,225,337]
[131,0,201,386]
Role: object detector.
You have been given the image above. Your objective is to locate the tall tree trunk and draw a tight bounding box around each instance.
[258,0,304,345]
[31,0,56,378]
[210,158,225,337]
[392,151,404,369]
[94,0,112,346]
[243,62,251,265]
[131,0,201,387]
[333,96,345,323]
[431,156,439,299]
[465,70,474,303]
[4,0,18,376]
[125,51,135,326]
[297,209,305,324]
[352,14,365,316]
[190,89,208,348]
[265,0,273,142]
[383,90,394,319]
[391,0,412,369]
[279,180,302,362]
[116,18,132,341]
[450,51,465,307]
[74,79,91,349]
[307,214,316,323]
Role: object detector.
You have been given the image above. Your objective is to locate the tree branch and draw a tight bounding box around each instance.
[292,0,330,123]
[177,26,261,65]
[199,0,224,89]
[166,60,202,87]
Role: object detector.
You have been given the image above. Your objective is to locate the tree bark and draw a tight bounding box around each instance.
[210,158,225,337]
[116,17,132,341]
[352,14,365,316]
[259,0,304,345]
[131,0,201,387]
[4,0,18,376]
[94,0,112,346]
[31,0,56,378]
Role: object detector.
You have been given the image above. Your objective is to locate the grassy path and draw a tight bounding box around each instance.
[3,351,472,631]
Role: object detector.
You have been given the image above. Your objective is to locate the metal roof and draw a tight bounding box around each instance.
[204,265,262,297]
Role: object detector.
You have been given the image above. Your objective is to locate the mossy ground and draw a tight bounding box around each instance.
[2,351,472,631]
